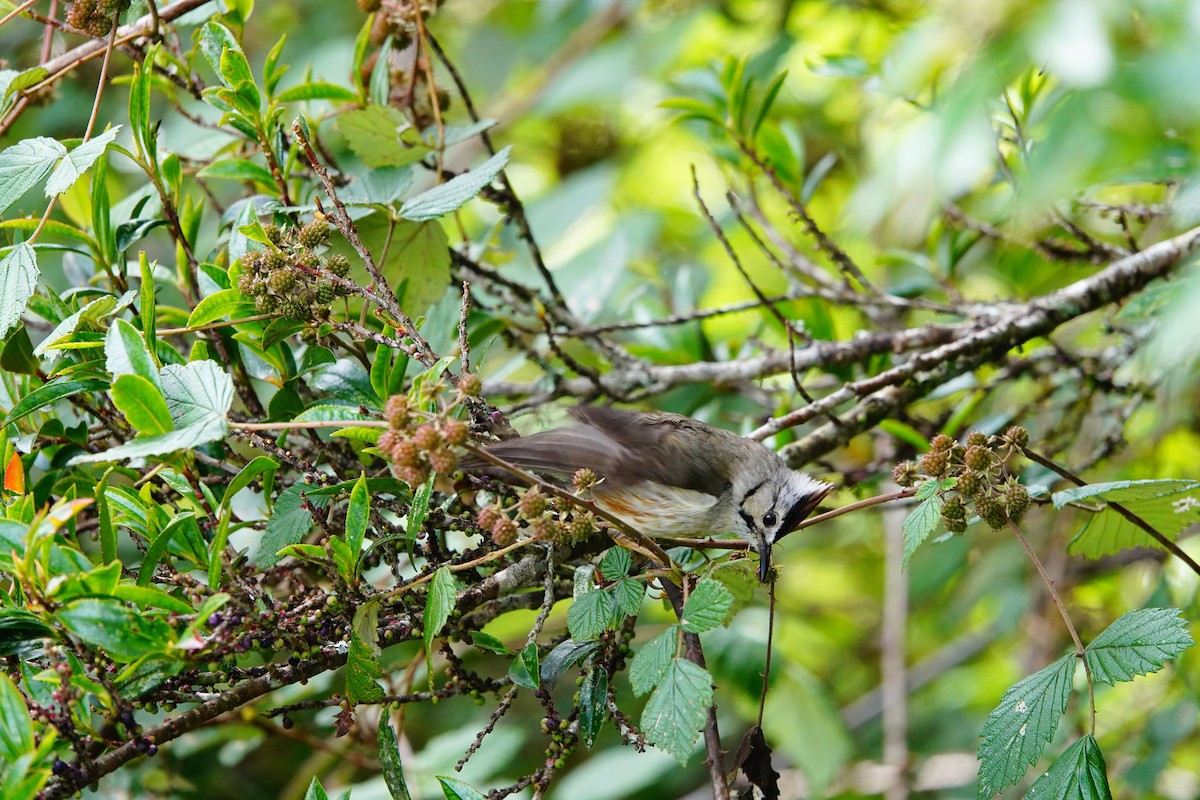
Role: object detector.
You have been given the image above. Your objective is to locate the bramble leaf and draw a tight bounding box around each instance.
[1084,607,1193,685]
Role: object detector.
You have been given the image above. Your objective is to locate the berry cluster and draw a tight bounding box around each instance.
[66,0,130,36]
[378,394,468,486]
[235,220,352,321]
[477,471,599,547]
[893,426,1032,532]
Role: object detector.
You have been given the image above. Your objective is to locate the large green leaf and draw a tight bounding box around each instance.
[642,658,713,764]
[977,654,1077,798]
[0,242,38,338]
[2,378,108,428]
[0,136,67,216]
[630,626,678,697]
[1056,480,1200,558]
[680,578,733,634]
[0,672,33,761]
[1022,735,1112,800]
[347,600,386,704]
[337,105,427,168]
[381,220,451,317]
[111,374,173,435]
[43,127,121,198]
[257,483,330,567]
[105,318,161,389]
[398,146,511,221]
[1084,608,1193,685]
[56,598,174,663]
[567,588,616,641]
[377,722,412,800]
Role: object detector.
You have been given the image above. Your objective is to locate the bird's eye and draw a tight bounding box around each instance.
[763,512,777,528]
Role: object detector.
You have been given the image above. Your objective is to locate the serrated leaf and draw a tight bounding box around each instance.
[423,567,458,658]
[1084,608,1193,685]
[600,547,632,581]
[977,654,1076,799]
[378,721,412,800]
[347,600,385,704]
[630,626,678,697]
[436,776,487,800]
[257,483,330,567]
[540,638,599,686]
[507,642,539,690]
[612,578,644,618]
[1023,735,1112,800]
[1,378,107,428]
[642,658,713,764]
[398,146,511,221]
[160,360,234,429]
[0,242,39,338]
[1059,480,1200,558]
[1051,479,1199,509]
[580,665,608,747]
[378,220,451,318]
[111,374,173,435]
[567,588,616,641]
[680,578,733,634]
[0,137,67,216]
[44,127,121,198]
[902,494,943,568]
[337,105,427,168]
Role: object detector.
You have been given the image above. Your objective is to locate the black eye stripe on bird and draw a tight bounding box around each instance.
[462,406,834,583]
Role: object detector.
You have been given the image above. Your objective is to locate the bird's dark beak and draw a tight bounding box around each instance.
[758,542,772,583]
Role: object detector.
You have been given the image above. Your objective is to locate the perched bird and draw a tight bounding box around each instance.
[466,406,833,581]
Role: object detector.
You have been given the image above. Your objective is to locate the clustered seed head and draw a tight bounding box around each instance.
[899,427,1036,535]
[379,396,472,484]
[457,373,482,398]
[517,486,548,517]
[67,0,130,36]
[236,219,351,321]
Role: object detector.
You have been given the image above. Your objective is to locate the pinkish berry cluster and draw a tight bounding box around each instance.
[67,0,130,36]
[235,220,352,321]
[893,426,1033,533]
[378,395,470,485]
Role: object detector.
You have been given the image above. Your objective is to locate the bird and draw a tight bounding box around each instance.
[465,406,833,582]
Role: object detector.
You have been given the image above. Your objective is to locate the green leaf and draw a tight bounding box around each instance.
[599,547,632,581]
[579,665,608,747]
[379,220,452,317]
[347,599,386,704]
[110,584,193,615]
[345,471,370,561]
[196,159,276,187]
[138,511,197,586]
[902,494,943,568]
[186,287,257,327]
[105,318,160,388]
[977,654,1077,799]
[435,776,487,800]
[680,578,733,634]
[398,146,511,221]
[423,567,458,663]
[304,777,331,800]
[1084,608,1193,685]
[310,358,381,408]
[0,242,39,338]
[44,127,121,198]
[470,631,512,655]
[642,658,713,764]
[1023,735,1112,800]
[377,721,412,800]
[567,588,616,641]
[1,324,38,375]
[507,642,539,690]
[337,105,427,168]
[276,82,358,103]
[1,378,108,428]
[1056,480,1200,558]
[57,598,173,663]
[406,473,433,548]
[540,638,599,686]
[111,374,173,435]
[219,456,279,509]
[612,577,645,618]
[199,22,243,83]
[0,671,33,761]
[0,137,67,216]
[630,626,677,697]
[257,483,329,567]
[138,253,157,353]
